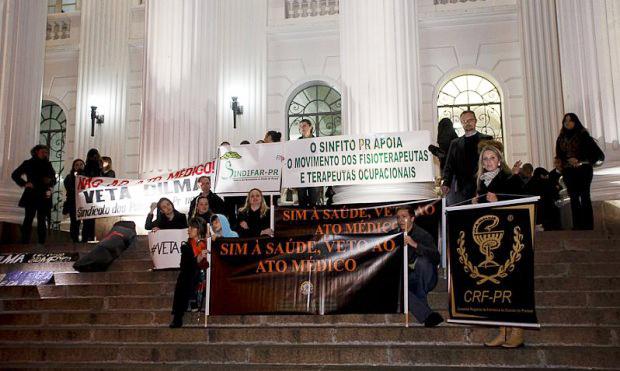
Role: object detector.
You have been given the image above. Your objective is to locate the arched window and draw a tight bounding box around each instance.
[40,100,67,230]
[287,83,341,140]
[437,74,504,142]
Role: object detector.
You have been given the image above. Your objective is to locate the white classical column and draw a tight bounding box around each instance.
[216,0,268,146]
[74,0,131,175]
[519,0,564,169]
[140,0,220,177]
[556,0,620,200]
[0,0,47,223]
[339,0,420,134]
[334,0,433,204]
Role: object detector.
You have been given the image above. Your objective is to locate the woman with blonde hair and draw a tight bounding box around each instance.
[474,144,526,348]
[237,188,272,237]
[474,144,523,203]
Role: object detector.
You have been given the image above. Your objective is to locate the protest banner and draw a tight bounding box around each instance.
[207,199,442,316]
[147,229,188,269]
[0,253,79,265]
[209,233,404,315]
[0,271,54,286]
[76,160,215,220]
[275,199,442,241]
[446,197,539,327]
[213,143,282,195]
[282,131,434,188]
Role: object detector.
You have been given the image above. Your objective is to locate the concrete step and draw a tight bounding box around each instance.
[1,307,618,326]
[0,343,617,369]
[2,289,618,312]
[0,325,617,346]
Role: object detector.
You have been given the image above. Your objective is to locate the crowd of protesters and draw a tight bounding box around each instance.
[11,112,605,337]
[433,110,604,232]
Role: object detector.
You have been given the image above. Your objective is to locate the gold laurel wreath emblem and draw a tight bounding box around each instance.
[457,226,524,285]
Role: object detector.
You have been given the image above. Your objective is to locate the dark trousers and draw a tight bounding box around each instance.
[21,205,49,244]
[297,187,321,207]
[408,256,438,323]
[69,208,81,243]
[564,165,594,230]
[171,246,200,319]
[82,219,96,242]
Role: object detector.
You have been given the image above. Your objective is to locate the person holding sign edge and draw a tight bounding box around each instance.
[394,207,443,327]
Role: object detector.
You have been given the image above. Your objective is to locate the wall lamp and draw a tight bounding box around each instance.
[230,97,243,129]
[90,106,104,137]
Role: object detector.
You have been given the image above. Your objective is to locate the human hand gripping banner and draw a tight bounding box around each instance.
[446,197,539,327]
[281,131,434,188]
[76,161,215,220]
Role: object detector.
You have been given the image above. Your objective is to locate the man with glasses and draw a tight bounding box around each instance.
[441,110,492,205]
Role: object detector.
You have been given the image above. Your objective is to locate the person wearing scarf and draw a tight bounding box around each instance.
[555,113,604,230]
[474,144,523,203]
[474,144,526,348]
[170,217,210,328]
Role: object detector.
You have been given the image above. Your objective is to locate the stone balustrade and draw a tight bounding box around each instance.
[285,0,339,18]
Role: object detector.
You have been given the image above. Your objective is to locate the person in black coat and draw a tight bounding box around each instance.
[101,156,115,178]
[237,188,272,238]
[146,197,188,231]
[11,145,57,244]
[81,148,102,242]
[170,217,210,328]
[296,119,322,207]
[188,176,225,217]
[474,144,523,203]
[393,206,443,327]
[524,168,561,230]
[555,113,604,230]
[428,117,458,172]
[190,195,213,222]
[62,158,85,242]
[441,110,493,205]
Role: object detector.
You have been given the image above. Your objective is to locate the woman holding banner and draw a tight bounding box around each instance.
[474,144,523,204]
[145,198,188,231]
[237,188,272,237]
[475,144,525,348]
[63,159,85,243]
[170,217,210,328]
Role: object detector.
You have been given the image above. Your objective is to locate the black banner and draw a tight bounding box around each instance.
[446,199,538,326]
[275,199,442,241]
[210,233,405,315]
[208,200,442,315]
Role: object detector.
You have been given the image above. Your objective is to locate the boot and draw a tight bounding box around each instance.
[484,326,506,347]
[169,315,183,328]
[502,327,524,348]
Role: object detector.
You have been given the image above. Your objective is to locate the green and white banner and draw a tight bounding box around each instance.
[214,143,283,195]
[282,131,434,188]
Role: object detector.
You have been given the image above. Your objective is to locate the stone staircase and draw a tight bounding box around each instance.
[1,230,619,369]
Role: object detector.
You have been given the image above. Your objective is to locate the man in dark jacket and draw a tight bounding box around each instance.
[11,145,56,244]
[395,207,443,327]
[188,176,225,217]
[441,110,493,205]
